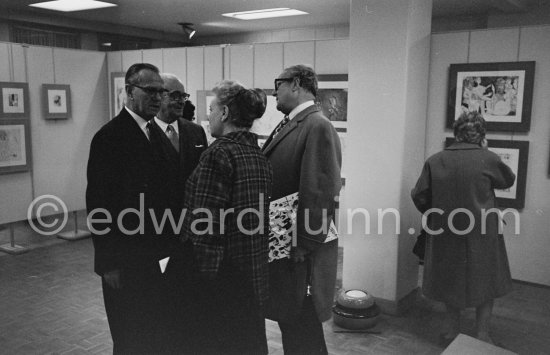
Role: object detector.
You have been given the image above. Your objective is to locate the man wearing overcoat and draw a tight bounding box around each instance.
[262,64,342,354]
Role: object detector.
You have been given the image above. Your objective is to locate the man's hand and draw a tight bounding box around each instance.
[103,269,122,289]
[290,246,309,263]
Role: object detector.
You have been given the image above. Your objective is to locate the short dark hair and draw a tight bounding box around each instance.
[453,111,486,144]
[212,80,266,129]
[283,64,318,97]
[125,63,160,85]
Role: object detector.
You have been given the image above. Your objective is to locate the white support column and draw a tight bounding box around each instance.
[343,0,432,314]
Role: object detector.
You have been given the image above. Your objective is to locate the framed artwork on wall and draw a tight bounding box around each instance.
[445,138,529,209]
[447,61,535,132]
[0,120,32,174]
[317,74,348,134]
[0,82,30,119]
[196,90,215,144]
[111,72,126,117]
[42,84,71,120]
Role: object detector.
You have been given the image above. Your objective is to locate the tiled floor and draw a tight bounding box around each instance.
[1,224,550,354]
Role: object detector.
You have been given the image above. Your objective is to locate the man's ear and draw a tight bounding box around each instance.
[221,105,229,121]
[292,77,301,92]
[125,85,133,100]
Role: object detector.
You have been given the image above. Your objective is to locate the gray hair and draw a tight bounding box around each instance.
[282,64,318,97]
[453,111,486,144]
[212,80,266,129]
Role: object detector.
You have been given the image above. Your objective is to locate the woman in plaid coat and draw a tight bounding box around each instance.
[181,80,272,354]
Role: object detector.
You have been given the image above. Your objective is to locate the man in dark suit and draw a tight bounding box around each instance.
[262,64,342,354]
[148,73,207,218]
[86,63,196,353]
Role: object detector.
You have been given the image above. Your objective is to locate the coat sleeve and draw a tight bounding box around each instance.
[297,118,342,251]
[86,130,124,275]
[411,161,432,214]
[487,153,516,190]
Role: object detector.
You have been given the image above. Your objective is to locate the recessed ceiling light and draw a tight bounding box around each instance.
[222,8,308,20]
[29,0,117,12]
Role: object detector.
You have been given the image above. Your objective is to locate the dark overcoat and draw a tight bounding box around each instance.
[411,142,516,308]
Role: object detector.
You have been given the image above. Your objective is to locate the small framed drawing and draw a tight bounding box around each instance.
[0,82,30,119]
[42,84,71,119]
[445,138,529,209]
[317,74,348,134]
[447,61,535,132]
[111,72,126,117]
[0,120,32,174]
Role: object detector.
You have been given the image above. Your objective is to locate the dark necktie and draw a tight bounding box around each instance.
[272,115,290,139]
[166,124,179,152]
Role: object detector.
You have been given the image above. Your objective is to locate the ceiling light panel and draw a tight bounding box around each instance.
[29,0,117,12]
[222,8,308,20]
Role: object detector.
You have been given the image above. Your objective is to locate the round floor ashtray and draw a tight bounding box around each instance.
[332,303,381,330]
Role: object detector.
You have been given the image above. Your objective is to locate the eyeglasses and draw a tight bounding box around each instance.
[129,84,167,97]
[274,77,294,91]
[163,90,190,102]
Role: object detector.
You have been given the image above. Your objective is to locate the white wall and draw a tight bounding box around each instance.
[0,42,108,227]
[0,43,33,224]
[344,0,432,306]
[426,26,550,286]
[106,38,349,99]
[195,24,349,46]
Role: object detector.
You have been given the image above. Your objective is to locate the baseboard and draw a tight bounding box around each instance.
[374,287,419,316]
[512,279,550,290]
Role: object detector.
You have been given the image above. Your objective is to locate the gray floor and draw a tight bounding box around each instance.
[1,219,549,354]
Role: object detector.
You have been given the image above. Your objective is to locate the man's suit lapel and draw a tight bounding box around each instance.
[118,108,151,150]
[262,105,319,156]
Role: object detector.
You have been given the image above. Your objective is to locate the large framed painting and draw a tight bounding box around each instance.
[0,82,30,119]
[42,84,71,120]
[196,89,282,148]
[0,120,32,174]
[446,138,529,209]
[111,72,126,117]
[317,74,348,134]
[447,61,535,132]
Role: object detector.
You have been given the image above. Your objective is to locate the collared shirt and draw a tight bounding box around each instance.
[288,100,315,120]
[125,106,150,140]
[154,116,180,135]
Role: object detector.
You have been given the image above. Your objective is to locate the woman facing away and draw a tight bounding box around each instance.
[181,80,272,354]
[411,111,516,345]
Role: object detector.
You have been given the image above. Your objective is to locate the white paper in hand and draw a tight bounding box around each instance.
[159,257,170,274]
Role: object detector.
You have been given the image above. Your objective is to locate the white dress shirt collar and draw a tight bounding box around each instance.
[288,100,315,120]
[125,106,150,140]
[154,117,179,135]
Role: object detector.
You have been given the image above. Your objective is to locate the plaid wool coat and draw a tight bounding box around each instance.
[182,131,272,306]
